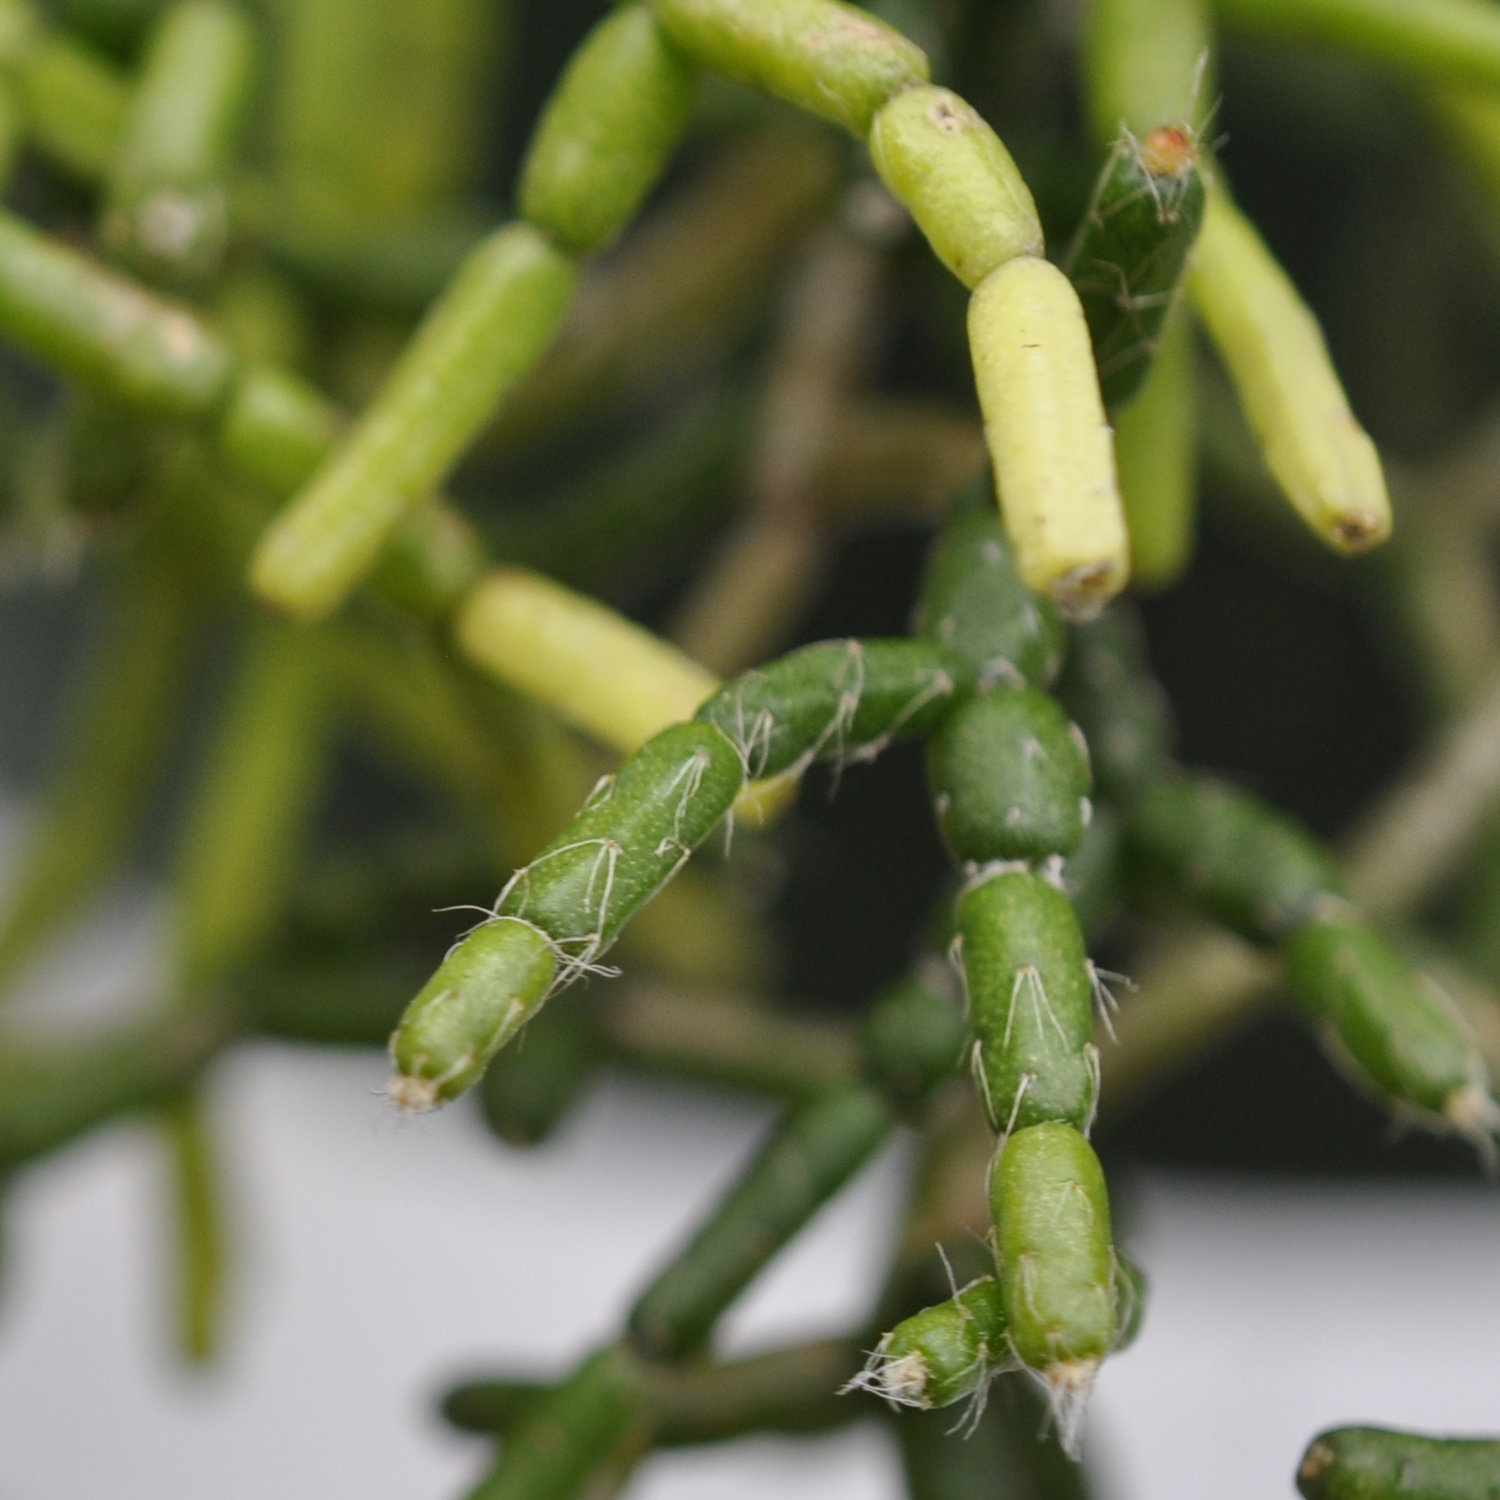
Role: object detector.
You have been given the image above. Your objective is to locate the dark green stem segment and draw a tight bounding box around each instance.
[1126,771,1345,944]
[1055,607,1173,801]
[444,1339,862,1445]
[497,722,743,961]
[1282,912,1500,1142]
[957,869,1099,1135]
[927,688,1092,863]
[1297,1426,1500,1500]
[627,1080,893,1358]
[463,1346,651,1500]
[895,1379,1092,1500]
[1064,123,1206,411]
[913,491,1065,693]
[695,637,959,780]
[479,1001,602,1146]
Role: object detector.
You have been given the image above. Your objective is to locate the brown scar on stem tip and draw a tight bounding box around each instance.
[1330,511,1389,552]
[1050,561,1124,623]
[1300,1441,1336,1482]
[930,98,962,133]
[1141,125,1198,177]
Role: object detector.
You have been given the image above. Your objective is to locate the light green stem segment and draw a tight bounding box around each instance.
[172,620,330,990]
[0,208,236,418]
[651,0,928,137]
[1298,1426,1500,1500]
[990,1121,1116,1458]
[519,5,697,255]
[1084,0,1214,146]
[464,1346,651,1500]
[1189,188,1391,554]
[627,1080,893,1357]
[1213,0,1500,93]
[249,222,577,621]
[103,0,258,280]
[14,30,128,181]
[216,363,343,496]
[388,918,557,1110]
[1114,300,1197,588]
[456,567,720,756]
[969,255,1128,621]
[161,1088,225,1363]
[0,539,198,993]
[868,85,1042,290]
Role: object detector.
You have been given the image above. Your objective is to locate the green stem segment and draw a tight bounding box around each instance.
[463,1346,652,1500]
[519,6,698,256]
[249,224,577,621]
[1064,124,1206,412]
[444,1339,861,1445]
[626,1080,893,1358]
[103,0,258,281]
[1213,0,1500,94]
[1298,1426,1500,1500]
[990,1121,1118,1458]
[0,208,235,418]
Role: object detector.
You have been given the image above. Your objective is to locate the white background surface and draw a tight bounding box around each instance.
[0,887,1496,1499]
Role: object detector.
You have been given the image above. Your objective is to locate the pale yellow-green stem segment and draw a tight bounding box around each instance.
[651,0,928,138]
[455,568,719,756]
[452,568,794,823]
[1190,188,1390,554]
[1114,300,1197,589]
[968,255,1129,620]
[867,85,1042,290]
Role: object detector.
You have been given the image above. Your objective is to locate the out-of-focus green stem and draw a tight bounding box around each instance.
[13,29,129,181]
[161,1087,225,1362]
[1085,0,1214,146]
[627,1081,892,1359]
[444,1339,861,1445]
[485,127,840,458]
[172,620,331,988]
[102,0,258,280]
[1114,301,1197,589]
[0,209,235,419]
[464,1346,651,1500]
[600,982,860,1098]
[1214,0,1500,92]
[0,527,199,993]
[0,1007,234,1173]
[673,196,896,676]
